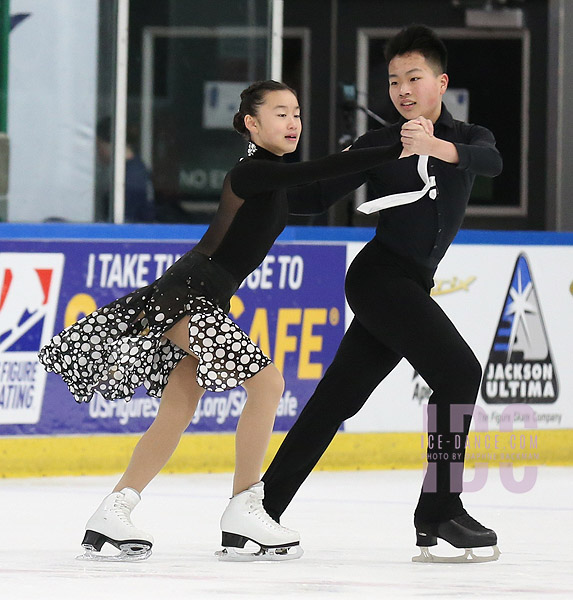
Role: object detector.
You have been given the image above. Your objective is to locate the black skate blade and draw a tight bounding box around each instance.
[412,544,501,564]
[77,531,152,562]
[216,544,304,562]
[77,543,152,562]
[220,530,300,550]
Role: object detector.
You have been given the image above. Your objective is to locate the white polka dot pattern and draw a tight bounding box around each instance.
[38,287,270,403]
[187,298,270,391]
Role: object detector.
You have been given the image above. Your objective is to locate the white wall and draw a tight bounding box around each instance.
[8,0,99,222]
[344,243,573,433]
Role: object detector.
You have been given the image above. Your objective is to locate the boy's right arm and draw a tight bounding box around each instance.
[453,124,503,177]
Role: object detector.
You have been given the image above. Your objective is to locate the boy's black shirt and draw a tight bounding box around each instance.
[287,105,502,272]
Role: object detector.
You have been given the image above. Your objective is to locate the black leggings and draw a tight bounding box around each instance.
[263,239,481,524]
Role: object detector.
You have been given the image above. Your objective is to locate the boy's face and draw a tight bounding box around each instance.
[388,51,448,123]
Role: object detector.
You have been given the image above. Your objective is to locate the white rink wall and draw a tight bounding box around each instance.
[345,242,573,433]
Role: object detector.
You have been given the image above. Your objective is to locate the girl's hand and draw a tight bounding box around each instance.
[400,117,435,156]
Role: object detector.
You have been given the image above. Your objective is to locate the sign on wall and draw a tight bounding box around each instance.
[0,252,64,424]
[344,243,573,433]
[0,240,347,436]
[1,236,572,439]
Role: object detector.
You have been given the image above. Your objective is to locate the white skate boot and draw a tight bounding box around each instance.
[216,482,303,562]
[77,488,154,562]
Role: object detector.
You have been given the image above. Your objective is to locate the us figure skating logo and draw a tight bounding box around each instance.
[0,253,64,424]
[482,253,558,404]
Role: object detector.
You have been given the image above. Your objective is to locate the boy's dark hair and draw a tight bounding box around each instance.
[233,80,297,140]
[384,24,447,74]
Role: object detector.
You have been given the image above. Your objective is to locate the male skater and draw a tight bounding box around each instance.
[263,24,502,562]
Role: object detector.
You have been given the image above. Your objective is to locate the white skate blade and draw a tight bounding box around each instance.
[216,544,304,562]
[412,545,501,564]
[76,543,152,562]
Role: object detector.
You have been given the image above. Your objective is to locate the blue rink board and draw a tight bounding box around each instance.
[1,223,573,245]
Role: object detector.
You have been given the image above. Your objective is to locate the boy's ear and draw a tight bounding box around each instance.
[439,73,449,94]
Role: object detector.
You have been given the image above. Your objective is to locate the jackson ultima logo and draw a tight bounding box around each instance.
[482,253,558,404]
[0,253,64,424]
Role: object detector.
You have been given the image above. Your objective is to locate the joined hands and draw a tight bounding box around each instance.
[399,116,434,158]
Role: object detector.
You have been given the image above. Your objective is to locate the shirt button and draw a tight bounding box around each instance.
[438,228,442,233]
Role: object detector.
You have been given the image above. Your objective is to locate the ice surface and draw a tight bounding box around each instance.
[1,467,572,599]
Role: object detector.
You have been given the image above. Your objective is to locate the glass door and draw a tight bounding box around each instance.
[131,0,273,223]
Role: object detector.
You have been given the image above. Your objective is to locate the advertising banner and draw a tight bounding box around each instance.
[344,243,573,434]
[1,233,572,442]
[0,240,347,436]
[0,252,64,424]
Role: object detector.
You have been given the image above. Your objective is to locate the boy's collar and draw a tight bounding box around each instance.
[436,104,455,128]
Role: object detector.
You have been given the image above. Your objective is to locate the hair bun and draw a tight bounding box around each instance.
[233,111,247,136]
[233,80,298,140]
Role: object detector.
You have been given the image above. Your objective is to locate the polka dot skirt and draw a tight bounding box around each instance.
[38,281,271,403]
[188,299,270,391]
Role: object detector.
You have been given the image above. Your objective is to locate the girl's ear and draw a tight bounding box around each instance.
[244,114,257,135]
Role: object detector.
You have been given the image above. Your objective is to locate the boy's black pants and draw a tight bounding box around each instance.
[262,240,481,525]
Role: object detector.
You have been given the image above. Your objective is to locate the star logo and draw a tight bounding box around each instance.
[482,253,558,404]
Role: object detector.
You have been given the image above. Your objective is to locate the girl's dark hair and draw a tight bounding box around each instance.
[233,80,297,140]
[384,24,448,74]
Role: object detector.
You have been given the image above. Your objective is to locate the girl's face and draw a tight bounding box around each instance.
[245,90,301,156]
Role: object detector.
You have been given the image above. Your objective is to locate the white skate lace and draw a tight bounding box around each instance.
[111,496,134,526]
[248,501,292,533]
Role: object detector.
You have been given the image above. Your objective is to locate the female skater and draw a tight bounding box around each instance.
[39,80,403,562]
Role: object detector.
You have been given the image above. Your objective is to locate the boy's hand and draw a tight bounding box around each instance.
[400,117,435,156]
[413,116,434,136]
[400,117,460,164]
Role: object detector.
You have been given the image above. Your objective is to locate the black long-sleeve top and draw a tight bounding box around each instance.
[193,143,401,283]
[286,105,503,271]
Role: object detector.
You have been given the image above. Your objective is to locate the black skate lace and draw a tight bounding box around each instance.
[456,513,487,531]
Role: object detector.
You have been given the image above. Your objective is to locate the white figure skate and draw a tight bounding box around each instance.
[77,488,154,562]
[216,482,303,561]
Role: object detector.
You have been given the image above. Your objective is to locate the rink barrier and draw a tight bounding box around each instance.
[1,429,572,478]
[2,224,573,477]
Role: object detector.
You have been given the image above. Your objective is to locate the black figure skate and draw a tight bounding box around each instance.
[412,513,500,563]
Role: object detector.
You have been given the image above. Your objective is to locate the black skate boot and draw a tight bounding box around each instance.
[413,513,500,563]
